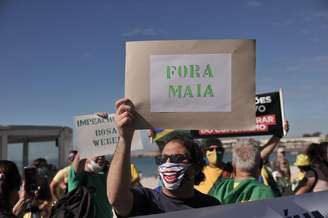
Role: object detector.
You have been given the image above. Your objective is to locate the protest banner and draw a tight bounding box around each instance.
[74,113,144,158]
[191,89,286,138]
[139,190,328,218]
[125,40,256,130]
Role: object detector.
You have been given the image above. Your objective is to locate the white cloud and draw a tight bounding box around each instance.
[123,28,164,37]
[247,0,261,7]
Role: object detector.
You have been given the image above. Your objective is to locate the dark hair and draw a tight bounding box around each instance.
[161,133,205,185]
[0,160,21,211]
[68,150,78,162]
[306,143,328,164]
[199,138,223,155]
[32,158,48,168]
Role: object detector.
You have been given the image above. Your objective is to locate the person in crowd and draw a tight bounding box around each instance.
[259,122,290,196]
[49,150,77,203]
[0,160,22,218]
[271,147,291,189]
[194,138,232,194]
[209,140,274,204]
[130,163,142,188]
[107,98,220,217]
[68,154,112,218]
[307,142,328,192]
[293,154,317,194]
[22,158,52,218]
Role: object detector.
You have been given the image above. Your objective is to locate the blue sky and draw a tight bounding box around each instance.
[0,0,327,137]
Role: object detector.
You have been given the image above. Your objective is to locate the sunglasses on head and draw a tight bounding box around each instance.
[155,154,191,165]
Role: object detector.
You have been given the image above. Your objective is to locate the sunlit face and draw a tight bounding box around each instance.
[160,140,194,186]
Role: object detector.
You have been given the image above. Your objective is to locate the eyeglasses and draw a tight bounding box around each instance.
[155,154,191,165]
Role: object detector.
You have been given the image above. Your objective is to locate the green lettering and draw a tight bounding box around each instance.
[183,85,193,98]
[195,65,200,77]
[203,64,214,78]
[204,85,214,97]
[183,65,188,78]
[196,84,201,97]
[169,85,182,98]
[166,66,177,79]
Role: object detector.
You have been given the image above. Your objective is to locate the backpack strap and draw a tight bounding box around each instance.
[309,167,319,192]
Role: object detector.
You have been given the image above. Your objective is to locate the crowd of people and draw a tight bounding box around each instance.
[1,98,328,218]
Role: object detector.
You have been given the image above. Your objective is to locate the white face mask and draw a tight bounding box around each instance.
[158,162,191,190]
[86,160,103,173]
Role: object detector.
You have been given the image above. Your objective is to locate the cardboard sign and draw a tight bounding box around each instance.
[74,113,143,158]
[125,40,256,130]
[191,89,286,138]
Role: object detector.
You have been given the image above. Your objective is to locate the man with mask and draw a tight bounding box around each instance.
[107,98,220,217]
[194,138,232,194]
[68,154,112,218]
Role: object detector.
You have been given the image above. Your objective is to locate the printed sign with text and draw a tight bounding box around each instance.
[74,113,144,158]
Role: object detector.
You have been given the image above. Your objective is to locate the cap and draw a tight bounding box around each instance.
[294,154,311,167]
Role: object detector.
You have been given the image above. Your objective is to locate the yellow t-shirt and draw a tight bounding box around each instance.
[194,165,223,194]
[130,163,140,184]
[52,166,70,200]
[53,166,70,183]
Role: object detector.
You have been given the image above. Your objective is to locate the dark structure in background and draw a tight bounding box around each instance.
[0,125,72,170]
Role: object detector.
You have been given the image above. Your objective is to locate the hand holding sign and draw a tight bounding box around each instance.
[74,108,143,158]
[115,98,135,141]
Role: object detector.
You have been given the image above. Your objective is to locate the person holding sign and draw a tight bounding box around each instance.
[107,98,220,217]
[67,154,112,218]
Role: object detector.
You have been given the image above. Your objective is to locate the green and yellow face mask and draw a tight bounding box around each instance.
[206,147,224,165]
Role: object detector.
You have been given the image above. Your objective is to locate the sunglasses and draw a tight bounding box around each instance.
[155,154,191,165]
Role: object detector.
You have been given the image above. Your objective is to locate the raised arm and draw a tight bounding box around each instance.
[260,121,289,160]
[107,98,135,216]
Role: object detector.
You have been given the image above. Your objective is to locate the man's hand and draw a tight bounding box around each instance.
[115,98,135,141]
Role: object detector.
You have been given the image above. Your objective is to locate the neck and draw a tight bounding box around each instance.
[234,170,255,180]
[162,183,194,199]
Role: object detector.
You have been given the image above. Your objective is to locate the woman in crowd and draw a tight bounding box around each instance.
[0,160,22,218]
[305,142,328,192]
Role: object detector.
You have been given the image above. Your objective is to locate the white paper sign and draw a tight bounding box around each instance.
[74,113,144,158]
[150,54,231,112]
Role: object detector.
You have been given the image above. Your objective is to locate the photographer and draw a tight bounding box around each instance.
[23,159,52,218]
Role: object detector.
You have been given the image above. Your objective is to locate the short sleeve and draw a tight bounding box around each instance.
[52,167,69,183]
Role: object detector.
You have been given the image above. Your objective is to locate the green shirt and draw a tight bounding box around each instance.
[209,177,274,204]
[68,165,113,218]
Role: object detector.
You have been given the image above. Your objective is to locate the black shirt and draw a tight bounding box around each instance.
[0,211,17,218]
[127,187,220,217]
